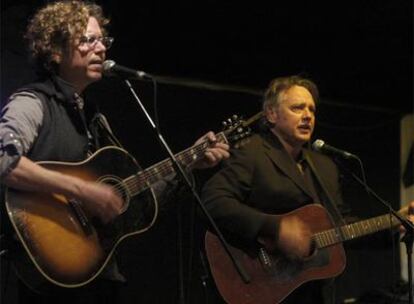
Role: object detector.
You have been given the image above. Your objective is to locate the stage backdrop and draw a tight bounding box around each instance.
[400,114,414,282]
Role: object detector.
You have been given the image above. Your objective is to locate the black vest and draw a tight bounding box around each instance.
[1,77,93,241]
[22,77,92,162]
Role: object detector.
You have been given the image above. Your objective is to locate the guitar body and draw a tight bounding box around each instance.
[5,146,158,291]
[3,114,256,292]
[205,204,346,304]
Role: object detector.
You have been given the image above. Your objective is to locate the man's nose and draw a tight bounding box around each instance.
[302,108,313,119]
[94,40,107,52]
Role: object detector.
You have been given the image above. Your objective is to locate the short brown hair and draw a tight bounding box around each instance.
[25,0,109,75]
[263,75,319,111]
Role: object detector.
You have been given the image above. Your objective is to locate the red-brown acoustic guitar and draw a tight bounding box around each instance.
[205,203,409,304]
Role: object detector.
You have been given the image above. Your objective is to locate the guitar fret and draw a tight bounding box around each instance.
[351,224,357,239]
[318,233,325,248]
[361,222,367,234]
[368,220,375,233]
[355,222,361,236]
[335,229,343,243]
[368,219,377,233]
[326,230,334,246]
[327,228,340,247]
[320,234,327,247]
[312,207,404,250]
[317,233,325,248]
[125,133,228,197]
[317,234,324,248]
[322,231,330,247]
[347,225,353,239]
[332,229,340,244]
[340,215,396,242]
[333,230,338,244]
[347,224,354,239]
[341,225,349,241]
[358,222,364,234]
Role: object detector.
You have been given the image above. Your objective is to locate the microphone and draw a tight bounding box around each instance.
[102,60,150,79]
[312,139,357,159]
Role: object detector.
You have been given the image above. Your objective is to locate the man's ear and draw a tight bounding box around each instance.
[265,106,278,124]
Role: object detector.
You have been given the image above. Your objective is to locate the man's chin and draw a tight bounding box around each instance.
[87,72,102,82]
[297,134,311,142]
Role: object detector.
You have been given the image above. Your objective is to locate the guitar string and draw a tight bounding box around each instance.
[109,140,212,197]
[313,214,399,249]
[125,141,210,193]
[113,131,233,196]
[121,129,230,194]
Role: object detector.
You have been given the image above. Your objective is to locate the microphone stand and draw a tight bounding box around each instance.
[335,158,414,304]
[122,79,251,303]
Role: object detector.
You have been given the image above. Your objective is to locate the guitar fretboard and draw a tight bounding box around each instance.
[313,213,400,248]
[121,132,227,196]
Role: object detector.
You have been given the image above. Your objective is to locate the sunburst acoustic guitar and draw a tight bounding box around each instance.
[5,114,255,292]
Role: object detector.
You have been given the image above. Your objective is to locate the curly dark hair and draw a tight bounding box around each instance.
[25,0,109,75]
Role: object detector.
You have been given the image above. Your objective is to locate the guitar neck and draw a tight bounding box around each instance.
[124,132,227,196]
[313,213,400,249]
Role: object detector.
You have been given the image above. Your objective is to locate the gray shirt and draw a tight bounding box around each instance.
[0,91,179,197]
[0,92,44,178]
[0,90,180,283]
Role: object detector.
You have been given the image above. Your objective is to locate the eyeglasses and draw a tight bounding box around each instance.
[79,35,114,50]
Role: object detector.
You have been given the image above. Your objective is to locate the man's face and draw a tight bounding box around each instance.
[59,17,107,91]
[266,85,316,148]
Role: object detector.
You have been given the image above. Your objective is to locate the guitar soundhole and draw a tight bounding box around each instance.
[98,175,130,213]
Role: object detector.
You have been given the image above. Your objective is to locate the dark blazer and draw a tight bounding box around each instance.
[202,130,344,244]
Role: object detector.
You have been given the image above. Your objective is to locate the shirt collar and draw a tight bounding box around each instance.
[51,75,80,107]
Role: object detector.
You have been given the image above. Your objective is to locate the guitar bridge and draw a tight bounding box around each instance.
[258,247,274,274]
[68,199,93,236]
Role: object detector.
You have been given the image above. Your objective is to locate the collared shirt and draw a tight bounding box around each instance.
[0,91,44,178]
[0,76,89,179]
[296,152,322,204]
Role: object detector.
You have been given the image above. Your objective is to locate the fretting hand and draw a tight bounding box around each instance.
[400,201,414,233]
[192,131,230,169]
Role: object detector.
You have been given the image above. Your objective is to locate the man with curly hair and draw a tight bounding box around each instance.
[0,1,229,303]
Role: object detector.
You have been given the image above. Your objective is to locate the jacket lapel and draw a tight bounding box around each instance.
[262,133,314,199]
[304,149,346,224]
[303,150,332,197]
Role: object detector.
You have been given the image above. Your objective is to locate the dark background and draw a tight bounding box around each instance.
[1,0,413,303]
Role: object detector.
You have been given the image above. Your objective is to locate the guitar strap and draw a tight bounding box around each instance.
[90,113,124,149]
[304,152,347,226]
[73,93,96,153]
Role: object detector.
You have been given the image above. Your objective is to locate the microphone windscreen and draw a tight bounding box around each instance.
[311,139,325,151]
[102,60,116,75]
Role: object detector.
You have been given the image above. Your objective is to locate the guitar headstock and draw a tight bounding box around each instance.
[221,114,252,148]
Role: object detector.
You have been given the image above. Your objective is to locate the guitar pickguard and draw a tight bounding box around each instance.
[259,247,330,282]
